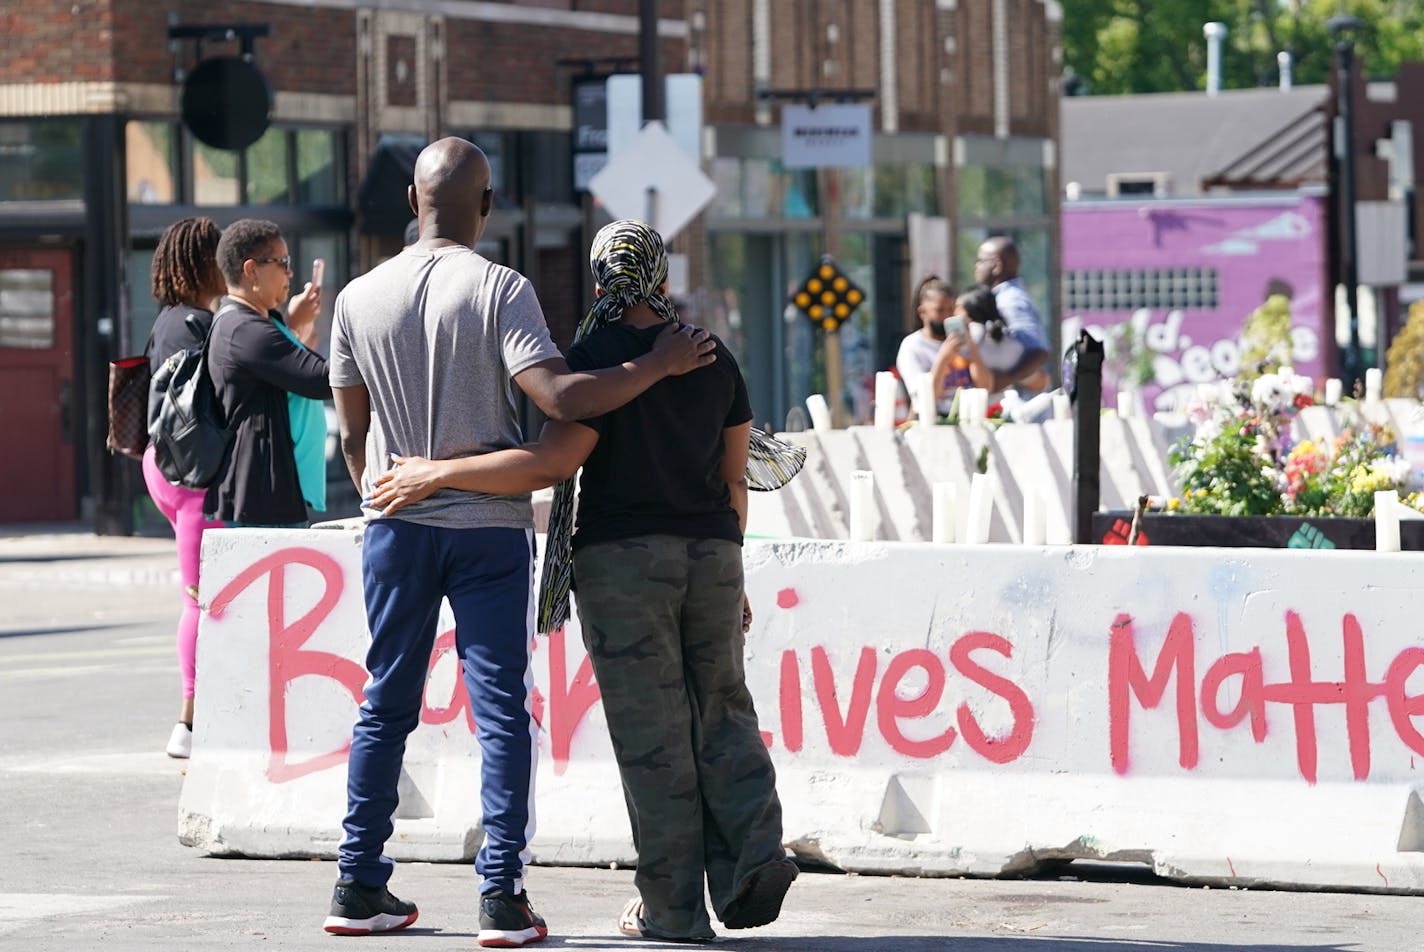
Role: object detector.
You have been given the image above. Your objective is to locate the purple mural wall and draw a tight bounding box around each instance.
[1061,194,1327,412]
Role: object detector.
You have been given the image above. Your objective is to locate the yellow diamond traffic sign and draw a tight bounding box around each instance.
[790,256,864,331]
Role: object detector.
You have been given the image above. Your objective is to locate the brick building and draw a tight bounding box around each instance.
[0,0,1060,531]
[689,0,1061,427]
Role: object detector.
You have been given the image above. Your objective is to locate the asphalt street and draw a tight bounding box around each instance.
[0,529,1419,950]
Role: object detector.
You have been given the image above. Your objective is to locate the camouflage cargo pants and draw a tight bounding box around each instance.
[573,535,787,940]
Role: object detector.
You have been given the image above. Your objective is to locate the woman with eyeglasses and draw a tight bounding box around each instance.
[205,218,331,527]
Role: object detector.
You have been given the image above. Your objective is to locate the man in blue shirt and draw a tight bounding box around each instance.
[973,236,1049,389]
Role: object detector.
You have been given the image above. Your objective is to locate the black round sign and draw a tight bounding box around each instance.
[181,56,273,151]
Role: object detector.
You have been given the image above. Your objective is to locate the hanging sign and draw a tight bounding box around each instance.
[781,103,872,169]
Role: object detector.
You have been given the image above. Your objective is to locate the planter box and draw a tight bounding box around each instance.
[1091,511,1424,551]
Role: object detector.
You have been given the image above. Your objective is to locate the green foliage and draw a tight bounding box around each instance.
[1169,417,1284,515]
[1237,294,1294,382]
[1062,0,1424,96]
[1102,320,1157,391]
[1383,299,1424,399]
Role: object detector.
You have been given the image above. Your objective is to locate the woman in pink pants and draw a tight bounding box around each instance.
[140,217,226,759]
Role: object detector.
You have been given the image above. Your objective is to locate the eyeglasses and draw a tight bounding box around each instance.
[252,256,291,268]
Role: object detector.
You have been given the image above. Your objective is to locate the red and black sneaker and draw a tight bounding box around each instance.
[322,879,419,935]
[478,889,548,948]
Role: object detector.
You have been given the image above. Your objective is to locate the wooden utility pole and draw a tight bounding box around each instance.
[820,167,846,426]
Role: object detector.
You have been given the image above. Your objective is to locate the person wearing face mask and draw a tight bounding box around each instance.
[205,218,331,527]
[895,275,967,419]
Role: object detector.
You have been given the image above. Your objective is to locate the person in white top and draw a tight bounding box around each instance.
[895,276,970,418]
[955,285,1051,400]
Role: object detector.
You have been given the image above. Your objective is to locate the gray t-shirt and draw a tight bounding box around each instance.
[329,246,561,528]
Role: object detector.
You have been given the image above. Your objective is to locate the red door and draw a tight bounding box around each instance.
[0,249,76,523]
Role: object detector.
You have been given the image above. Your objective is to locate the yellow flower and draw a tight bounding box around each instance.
[1167,497,1181,511]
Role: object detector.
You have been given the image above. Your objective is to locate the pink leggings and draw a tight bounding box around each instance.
[142,445,223,699]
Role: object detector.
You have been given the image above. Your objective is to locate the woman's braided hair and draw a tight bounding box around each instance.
[151,216,222,308]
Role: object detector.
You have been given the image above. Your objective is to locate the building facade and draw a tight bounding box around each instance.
[0,0,1060,531]
[690,0,1061,429]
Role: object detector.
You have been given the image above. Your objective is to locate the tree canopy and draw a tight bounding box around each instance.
[1061,0,1424,96]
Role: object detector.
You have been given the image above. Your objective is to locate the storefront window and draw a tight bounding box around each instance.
[710,158,743,218]
[0,120,83,202]
[246,127,290,205]
[958,164,1048,218]
[126,121,177,204]
[782,167,817,218]
[291,232,345,350]
[193,141,240,206]
[126,249,159,352]
[295,128,341,205]
[742,159,775,219]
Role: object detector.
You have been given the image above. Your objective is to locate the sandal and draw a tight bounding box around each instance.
[617,897,714,943]
[618,897,649,938]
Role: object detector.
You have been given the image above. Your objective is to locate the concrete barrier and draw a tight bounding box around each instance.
[751,403,1422,543]
[181,526,1424,893]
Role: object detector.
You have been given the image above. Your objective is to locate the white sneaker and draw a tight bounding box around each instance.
[165,722,193,759]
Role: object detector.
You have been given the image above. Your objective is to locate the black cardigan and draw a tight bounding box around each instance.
[204,297,331,524]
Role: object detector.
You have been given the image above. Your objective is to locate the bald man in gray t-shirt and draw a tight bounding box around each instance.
[323,138,712,945]
[329,246,559,529]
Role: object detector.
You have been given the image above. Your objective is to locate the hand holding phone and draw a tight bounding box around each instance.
[311,258,326,290]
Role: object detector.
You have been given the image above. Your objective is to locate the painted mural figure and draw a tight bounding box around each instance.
[365,219,799,943]
[324,140,713,945]
[972,236,1051,395]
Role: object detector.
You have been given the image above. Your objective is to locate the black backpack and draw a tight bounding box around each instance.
[149,306,236,490]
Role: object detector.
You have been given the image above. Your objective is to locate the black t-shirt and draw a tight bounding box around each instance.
[565,322,753,552]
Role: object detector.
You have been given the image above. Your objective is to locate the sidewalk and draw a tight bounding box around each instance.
[0,522,180,587]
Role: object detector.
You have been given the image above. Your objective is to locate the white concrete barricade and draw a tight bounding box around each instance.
[182,527,1424,894]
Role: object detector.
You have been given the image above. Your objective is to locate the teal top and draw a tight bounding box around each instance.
[274,319,327,512]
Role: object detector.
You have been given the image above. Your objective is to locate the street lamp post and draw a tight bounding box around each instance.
[1330,15,1365,390]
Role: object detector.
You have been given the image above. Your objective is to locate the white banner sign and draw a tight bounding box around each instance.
[782,103,872,169]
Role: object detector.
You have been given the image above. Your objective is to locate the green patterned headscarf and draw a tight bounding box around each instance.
[536,219,806,634]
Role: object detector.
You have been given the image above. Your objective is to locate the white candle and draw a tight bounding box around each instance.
[874,372,898,430]
[806,394,832,432]
[1376,490,1401,552]
[1023,490,1046,546]
[959,388,987,426]
[1323,378,1342,406]
[964,472,994,544]
[1365,368,1383,405]
[849,470,876,541]
[1051,392,1071,420]
[1116,390,1134,418]
[932,481,956,543]
[918,373,939,424]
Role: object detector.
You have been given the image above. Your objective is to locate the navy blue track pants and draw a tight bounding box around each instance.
[337,519,538,896]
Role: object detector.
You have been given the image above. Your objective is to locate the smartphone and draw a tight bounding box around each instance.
[944,316,966,337]
[310,258,326,290]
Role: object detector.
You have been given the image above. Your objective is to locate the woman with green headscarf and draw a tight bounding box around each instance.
[366,219,801,942]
